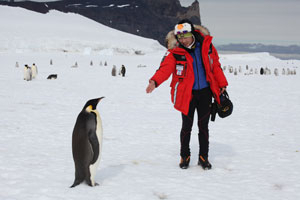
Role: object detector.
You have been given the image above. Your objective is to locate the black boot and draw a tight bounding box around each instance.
[179,156,190,169]
[198,155,212,170]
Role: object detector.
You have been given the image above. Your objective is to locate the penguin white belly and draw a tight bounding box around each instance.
[89,110,103,186]
[32,66,37,79]
[24,68,32,81]
[23,68,27,80]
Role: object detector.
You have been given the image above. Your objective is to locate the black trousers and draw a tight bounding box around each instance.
[180,88,212,158]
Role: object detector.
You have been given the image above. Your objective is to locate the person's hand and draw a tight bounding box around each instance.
[220,87,226,94]
[146,80,156,93]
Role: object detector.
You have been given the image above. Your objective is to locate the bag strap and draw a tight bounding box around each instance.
[222,90,230,99]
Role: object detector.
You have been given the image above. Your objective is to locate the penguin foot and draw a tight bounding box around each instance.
[90,182,99,187]
[86,179,98,187]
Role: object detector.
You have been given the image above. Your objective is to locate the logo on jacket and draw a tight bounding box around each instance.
[176,64,184,76]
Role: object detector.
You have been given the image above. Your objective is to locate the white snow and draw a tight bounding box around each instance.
[66,4,82,7]
[0,6,163,55]
[86,5,98,8]
[103,4,115,8]
[117,4,130,8]
[0,5,300,200]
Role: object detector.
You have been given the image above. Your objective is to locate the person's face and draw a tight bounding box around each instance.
[178,36,194,48]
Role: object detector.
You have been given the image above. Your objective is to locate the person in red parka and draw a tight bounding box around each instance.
[146,19,228,170]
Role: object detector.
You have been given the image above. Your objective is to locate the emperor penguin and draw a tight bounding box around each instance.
[71,97,104,188]
[31,63,38,79]
[24,64,32,81]
[120,65,126,77]
[111,65,116,76]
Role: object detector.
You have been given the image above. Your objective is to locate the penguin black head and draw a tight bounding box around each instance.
[83,97,105,112]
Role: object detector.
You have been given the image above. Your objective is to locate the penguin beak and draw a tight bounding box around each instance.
[98,97,105,103]
[84,97,105,112]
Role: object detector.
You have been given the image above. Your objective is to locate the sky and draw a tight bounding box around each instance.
[8,0,300,46]
[180,0,300,45]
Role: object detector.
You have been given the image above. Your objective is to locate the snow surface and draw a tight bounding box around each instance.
[0,6,163,55]
[1,5,300,200]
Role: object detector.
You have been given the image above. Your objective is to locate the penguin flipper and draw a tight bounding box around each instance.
[88,130,100,164]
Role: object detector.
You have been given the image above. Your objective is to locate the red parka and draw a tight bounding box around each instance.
[150,25,228,116]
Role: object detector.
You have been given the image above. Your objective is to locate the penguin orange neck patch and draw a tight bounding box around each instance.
[86,105,93,112]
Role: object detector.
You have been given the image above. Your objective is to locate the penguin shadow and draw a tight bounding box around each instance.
[96,164,126,184]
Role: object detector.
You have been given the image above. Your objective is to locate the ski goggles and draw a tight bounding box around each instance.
[176,30,189,35]
[174,23,192,36]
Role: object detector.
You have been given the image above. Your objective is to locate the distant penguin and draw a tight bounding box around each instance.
[23,64,28,80]
[71,62,78,68]
[71,97,104,188]
[238,66,242,73]
[47,74,57,80]
[112,65,116,76]
[31,63,38,79]
[234,68,237,75]
[260,67,264,75]
[249,68,253,75]
[121,65,126,77]
[274,68,279,76]
[24,64,32,81]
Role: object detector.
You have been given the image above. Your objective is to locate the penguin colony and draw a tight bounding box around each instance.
[19,59,131,81]
[71,97,104,188]
[223,65,297,76]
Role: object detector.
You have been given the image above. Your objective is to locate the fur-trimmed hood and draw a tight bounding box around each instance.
[165,25,210,50]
